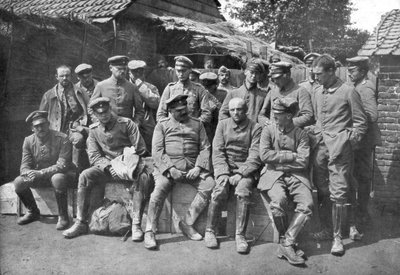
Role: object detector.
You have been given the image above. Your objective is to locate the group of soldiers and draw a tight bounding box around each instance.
[12,51,380,266]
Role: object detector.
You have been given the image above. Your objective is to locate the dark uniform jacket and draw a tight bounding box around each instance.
[77,79,98,99]
[91,76,145,126]
[313,78,368,159]
[354,78,382,148]
[258,79,314,128]
[39,84,90,133]
[258,124,310,191]
[219,83,266,123]
[157,80,211,124]
[212,117,262,178]
[20,130,72,178]
[152,116,211,175]
[87,115,147,171]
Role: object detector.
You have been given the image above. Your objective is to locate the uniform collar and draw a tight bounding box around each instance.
[231,117,250,130]
[101,114,117,131]
[110,75,126,85]
[324,77,341,93]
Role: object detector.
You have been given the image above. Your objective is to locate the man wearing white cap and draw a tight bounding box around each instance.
[75,63,98,98]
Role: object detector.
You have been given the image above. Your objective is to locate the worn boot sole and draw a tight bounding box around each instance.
[331,239,345,256]
[17,212,40,225]
[62,223,88,239]
[235,235,249,254]
[179,221,203,241]
[276,245,305,265]
[144,232,157,250]
[204,232,218,249]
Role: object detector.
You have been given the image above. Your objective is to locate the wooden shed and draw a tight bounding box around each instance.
[358,9,400,212]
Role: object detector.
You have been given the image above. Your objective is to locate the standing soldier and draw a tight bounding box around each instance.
[39,65,90,173]
[258,62,313,128]
[219,58,267,123]
[75,63,98,98]
[91,55,145,127]
[346,56,382,235]
[204,98,262,254]
[128,60,160,153]
[157,56,211,124]
[12,111,74,230]
[145,94,215,250]
[258,98,313,265]
[199,71,227,141]
[63,98,149,240]
[217,66,236,93]
[299,53,321,104]
[311,55,367,256]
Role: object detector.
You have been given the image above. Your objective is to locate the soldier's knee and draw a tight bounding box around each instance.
[78,168,94,189]
[269,196,288,216]
[51,173,67,191]
[13,176,29,193]
[235,178,253,198]
[211,185,228,202]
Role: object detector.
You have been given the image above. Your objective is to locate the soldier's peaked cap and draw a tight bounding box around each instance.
[166,94,188,109]
[26,110,48,126]
[174,56,193,68]
[128,60,147,70]
[269,61,292,78]
[346,56,369,70]
[272,97,298,115]
[75,63,92,74]
[199,72,218,81]
[89,97,111,112]
[107,55,129,66]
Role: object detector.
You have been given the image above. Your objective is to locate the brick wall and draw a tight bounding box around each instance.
[374,55,400,213]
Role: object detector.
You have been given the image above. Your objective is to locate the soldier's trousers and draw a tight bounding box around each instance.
[69,131,89,172]
[210,176,253,203]
[13,172,75,193]
[266,175,313,217]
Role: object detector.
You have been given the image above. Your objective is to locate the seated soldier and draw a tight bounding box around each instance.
[205,98,262,254]
[144,94,216,250]
[13,111,74,230]
[63,97,151,241]
[258,98,313,266]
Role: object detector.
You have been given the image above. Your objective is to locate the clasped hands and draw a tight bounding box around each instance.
[168,166,201,180]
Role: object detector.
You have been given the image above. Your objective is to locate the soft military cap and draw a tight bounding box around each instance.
[304,53,321,65]
[174,55,193,68]
[89,97,111,112]
[199,72,218,81]
[246,58,265,73]
[346,56,369,70]
[26,110,48,126]
[269,61,292,79]
[107,55,129,66]
[166,94,189,109]
[218,65,230,74]
[272,97,298,115]
[128,60,147,70]
[75,63,93,74]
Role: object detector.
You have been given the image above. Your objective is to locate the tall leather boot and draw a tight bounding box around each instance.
[144,200,163,250]
[55,190,69,230]
[272,215,288,242]
[179,192,209,241]
[235,196,250,254]
[131,176,146,242]
[311,197,333,241]
[63,187,90,238]
[331,203,347,256]
[16,189,40,225]
[277,213,309,265]
[204,200,220,248]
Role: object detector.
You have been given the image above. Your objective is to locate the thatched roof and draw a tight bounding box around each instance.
[358,9,400,56]
[147,13,304,65]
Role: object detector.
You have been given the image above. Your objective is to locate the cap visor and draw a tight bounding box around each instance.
[32,118,47,126]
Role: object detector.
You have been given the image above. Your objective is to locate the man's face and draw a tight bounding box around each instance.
[348,67,364,83]
[32,121,50,139]
[313,66,334,87]
[77,72,93,87]
[229,101,247,123]
[170,105,189,122]
[175,65,190,82]
[273,112,291,127]
[204,60,215,69]
[110,65,127,80]
[271,73,290,89]
[158,60,167,69]
[94,108,112,124]
[218,72,230,85]
[189,72,199,83]
[56,68,72,87]
[245,69,260,84]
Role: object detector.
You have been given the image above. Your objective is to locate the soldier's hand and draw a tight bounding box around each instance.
[109,167,119,180]
[169,167,184,180]
[186,167,201,180]
[27,170,42,181]
[217,175,229,186]
[229,174,242,186]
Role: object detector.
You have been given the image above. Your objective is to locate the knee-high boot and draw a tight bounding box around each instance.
[235,196,250,254]
[331,203,347,256]
[55,190,69,230]
[179,192,209,241]
[16,189,40,225]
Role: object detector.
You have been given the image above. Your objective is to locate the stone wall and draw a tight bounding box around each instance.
[374,55,400,213]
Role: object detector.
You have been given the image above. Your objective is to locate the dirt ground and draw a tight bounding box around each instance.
[1,206,400,275]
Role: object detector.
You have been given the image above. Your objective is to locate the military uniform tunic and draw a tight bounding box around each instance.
[258,123,313,216]
[91,76,145,126]
[157,80,211,124]
[219,83,266,123]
